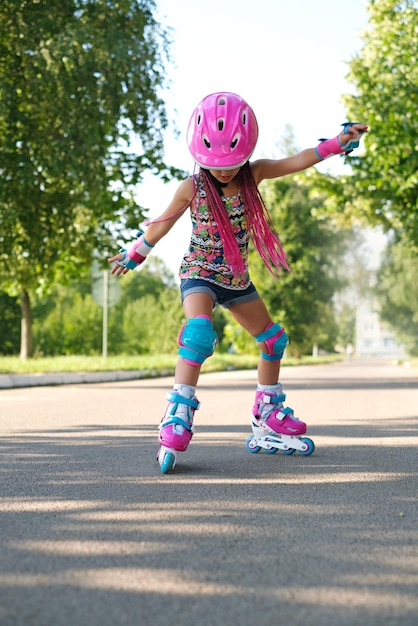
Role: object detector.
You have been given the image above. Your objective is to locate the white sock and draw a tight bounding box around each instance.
[257,383,283,418]
[173,384,196,398]
[257,383,281,392]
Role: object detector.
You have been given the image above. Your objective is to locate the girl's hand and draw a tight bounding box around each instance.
[108,233,153,276]
[108,253,130,276]
[339,122,368,147]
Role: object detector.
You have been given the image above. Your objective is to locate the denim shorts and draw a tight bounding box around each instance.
[180,278,260,309]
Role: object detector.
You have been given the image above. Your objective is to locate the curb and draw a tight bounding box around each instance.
[0,369,175,390]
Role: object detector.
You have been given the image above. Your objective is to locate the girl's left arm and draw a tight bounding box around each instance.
[251,149,319,183]
[252,123,368,183]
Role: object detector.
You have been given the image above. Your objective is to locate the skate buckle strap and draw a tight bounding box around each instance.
[166,391,200,410]
[275,406,294,420]
[159,416,193,433]
[261,392,286,405]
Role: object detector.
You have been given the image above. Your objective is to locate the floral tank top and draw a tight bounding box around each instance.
[179,174,251,289]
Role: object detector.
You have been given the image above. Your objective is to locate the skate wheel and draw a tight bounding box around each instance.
[264,438,278,454]
[280,446,295,455]
[298,437,315,456]
[159,450,176,474]
[246,436,261,454]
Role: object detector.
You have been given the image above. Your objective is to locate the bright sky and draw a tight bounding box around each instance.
[133,0,384,276]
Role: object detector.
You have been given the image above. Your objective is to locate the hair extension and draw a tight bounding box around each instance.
[199,164,290,278]
[238,163,291,275]
[200,169,246,275]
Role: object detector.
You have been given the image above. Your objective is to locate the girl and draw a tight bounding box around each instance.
[109,91,367,473]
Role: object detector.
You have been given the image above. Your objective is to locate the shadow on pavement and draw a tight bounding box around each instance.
[1,414,418,626]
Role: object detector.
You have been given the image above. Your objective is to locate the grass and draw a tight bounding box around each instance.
[0,353,345,375]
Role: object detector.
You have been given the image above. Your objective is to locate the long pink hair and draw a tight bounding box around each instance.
[199,163,291,277]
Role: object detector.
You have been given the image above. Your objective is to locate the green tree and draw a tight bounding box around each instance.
[112,259,184,355]
[235,173,356,357]
[335,302,357,351]
[376,240,418,355]
[34,289,103,355]
[29,257,184,356]
[121,291,183,355]
[0,293,21,354]
[117,256,178,305]
[0,0,178,358]
[341,0,418,245]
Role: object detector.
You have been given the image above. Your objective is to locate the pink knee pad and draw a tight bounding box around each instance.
[255,322,289,362]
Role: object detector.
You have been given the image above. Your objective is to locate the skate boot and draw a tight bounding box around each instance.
[157,385,200,474]
[246,383,315,456]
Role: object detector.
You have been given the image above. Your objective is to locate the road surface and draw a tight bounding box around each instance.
[0,358,417,625]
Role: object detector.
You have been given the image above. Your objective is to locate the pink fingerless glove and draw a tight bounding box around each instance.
[315,135,346,160]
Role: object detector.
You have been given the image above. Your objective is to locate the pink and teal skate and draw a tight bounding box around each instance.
[157,390,200,474]
[246,385,315,456]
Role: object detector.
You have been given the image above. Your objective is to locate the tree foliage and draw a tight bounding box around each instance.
[224,173,357,357]
[0,255,229,358]
[341,0,418,245]
[0,0,177,356]
[339,0,418,357]
[0,293,21,354]
[376,240,418,355]
[27,260,184,356]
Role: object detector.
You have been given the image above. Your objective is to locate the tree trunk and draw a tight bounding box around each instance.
[20,289,33,360]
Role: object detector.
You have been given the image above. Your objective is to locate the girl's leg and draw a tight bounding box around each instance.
[158,292,216,473]
[229,298,306,436]
[228,298,279,385]
[174,292,215,386]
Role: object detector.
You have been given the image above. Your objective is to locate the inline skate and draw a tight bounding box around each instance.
[157,387,199,474]
[246,385,315,456]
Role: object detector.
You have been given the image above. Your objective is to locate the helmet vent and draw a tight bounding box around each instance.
[242,111,247,125]
[197,113,202,126]
[218,118,224,131]
[203,134,211,149]
[230,134,239,149]
[217,97,226,105]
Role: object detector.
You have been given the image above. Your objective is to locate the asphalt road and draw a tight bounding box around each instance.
[1,358,417,626]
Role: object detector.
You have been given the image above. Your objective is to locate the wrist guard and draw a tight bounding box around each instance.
[117,231,154,270]
[315,122,364,159]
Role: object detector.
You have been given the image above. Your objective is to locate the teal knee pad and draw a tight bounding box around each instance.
[178,315,218,367]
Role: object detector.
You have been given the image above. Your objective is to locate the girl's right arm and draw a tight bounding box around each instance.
[143,177,195,245]
[109,177,195,275]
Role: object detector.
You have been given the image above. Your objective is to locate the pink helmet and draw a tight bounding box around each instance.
[187,92,259,170]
